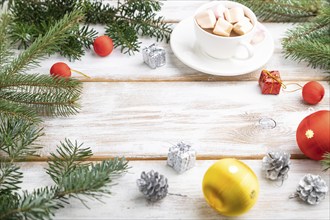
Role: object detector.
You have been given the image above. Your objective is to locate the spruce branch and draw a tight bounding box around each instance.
[233,0,324,22]
[321,152,330,171]
[46,139,93,185]
[0,13,13,69]
[282,6,330,70]
[0,116,43,160]
[8,0,172,58]
[56,158,129,204]
[0,100,40,123]
[0,162,23,194]
[3,10,84,75]
[0,72,82,117]
[0,187,63,220]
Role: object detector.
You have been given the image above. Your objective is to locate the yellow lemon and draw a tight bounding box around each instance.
[202,158,259,216]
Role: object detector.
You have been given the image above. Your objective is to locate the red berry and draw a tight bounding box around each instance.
[302,81,325,105]
[93,35,114,57]
[50,62,71,78]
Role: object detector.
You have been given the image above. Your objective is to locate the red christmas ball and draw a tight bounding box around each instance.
[50,62,71,78]
[296,110,330,160]
[302,81,325,105]
[93,35,114,57]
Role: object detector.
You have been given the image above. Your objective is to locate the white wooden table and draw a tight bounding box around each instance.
[23,1,330,219]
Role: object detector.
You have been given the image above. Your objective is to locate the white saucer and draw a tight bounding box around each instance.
[170,17,274,76]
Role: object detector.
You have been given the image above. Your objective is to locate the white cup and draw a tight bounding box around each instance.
[194,1,257,60]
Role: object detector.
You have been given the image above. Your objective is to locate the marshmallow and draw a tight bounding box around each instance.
[213,18,233,37]
[210,4,227,19]
[224,7,245,23]
[233,19,253,35]
[195,9,217,29]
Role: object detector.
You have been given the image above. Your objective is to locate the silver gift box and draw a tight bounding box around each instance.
[142,43,166,69]
[167,142,196,173]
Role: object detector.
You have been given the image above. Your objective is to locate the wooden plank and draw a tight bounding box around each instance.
[18,160,330,219]
[31,22,327,82]
[36,81,329,159]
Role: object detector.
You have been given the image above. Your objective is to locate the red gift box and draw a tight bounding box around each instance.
[259,70,282,95]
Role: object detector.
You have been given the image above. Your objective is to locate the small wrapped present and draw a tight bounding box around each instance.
[259,69,282,95]
[167,142,196,173]
[142,43,166,69]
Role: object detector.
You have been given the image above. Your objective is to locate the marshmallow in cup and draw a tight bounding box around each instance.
[194,1,258,60]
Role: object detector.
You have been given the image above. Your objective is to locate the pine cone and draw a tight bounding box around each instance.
[137,170,168,202]
[291,174,328,205]
[262,151,290,181]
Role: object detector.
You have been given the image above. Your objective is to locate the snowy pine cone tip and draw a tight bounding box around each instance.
[262,151,290,181]
[290,174,328,205]
[137,170,168,202]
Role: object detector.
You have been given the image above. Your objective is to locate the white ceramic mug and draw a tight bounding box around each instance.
[194,1,257,60]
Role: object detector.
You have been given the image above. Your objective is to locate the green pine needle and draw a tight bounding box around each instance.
[46,139,93,185]
[0,187,63,220]
[233,0,323,22]
[8,0,172,58]
[282,6,330,70]
[321,152,330,171]
[0,116,43,160]
[3,10,84,75]
[0,163,23,194]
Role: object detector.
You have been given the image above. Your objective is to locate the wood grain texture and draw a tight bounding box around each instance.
[19,160,330,220]
[3,1,329,219]
[36,81,330,159]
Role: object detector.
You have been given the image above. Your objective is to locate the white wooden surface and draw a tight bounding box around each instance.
[13,0,330,219]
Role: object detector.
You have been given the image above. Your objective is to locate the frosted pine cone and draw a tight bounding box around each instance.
[262,151,290,181]
[290,174,328,205]
[137,170,168,202]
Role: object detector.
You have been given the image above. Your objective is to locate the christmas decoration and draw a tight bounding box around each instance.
[0,139,129,219]
[262,152,291,181]
[50,62,71,78]
[302,81,325,105]
[137,170,168,202]
[50,62,90,78]
[167,142,196,173]
[296,110,330,160]
[202,158,259,216]
[93,35,114,57]
[259,69,283,95]
[1,10,129,219]
[290,174,328,205]
[142,43,166,69]
[4,0,172,59]
[0,11,83,121]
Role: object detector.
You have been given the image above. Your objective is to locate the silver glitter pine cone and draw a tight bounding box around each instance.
[290,174,328,205]
[137,170,168,202]
[262,151,290,181]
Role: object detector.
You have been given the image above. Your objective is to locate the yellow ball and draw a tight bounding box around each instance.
[202,158,259,216]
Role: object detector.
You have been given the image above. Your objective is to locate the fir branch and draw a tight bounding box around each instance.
[321,152,330,171]
[0,13,14,69]
[233,0,324,22]
[46,139,93,185]
[0,192,20,219]
[0,101,40,124]
[9,0,172,57]
[105,20,140,55]
[0,187,63,220]
[56,158,129,204]
[0,162,23,194]
[0,116,43,160]
[282,6,330,70]
[3,10,84,75]
[0,72,82,117]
